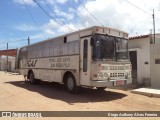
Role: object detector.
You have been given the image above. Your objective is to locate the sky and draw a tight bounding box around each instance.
[0,0,160,50]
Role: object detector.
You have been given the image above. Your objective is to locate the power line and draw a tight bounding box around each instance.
[42,0,73,26]
[66,1,88,18]
[33,0,74,32]
[42,0,61,20]
[0,38,30,51]
[77,0,103,26]
[0,39,27,45]
[23,0,42,32]
[65,1,91,27]
[123,0,151,15]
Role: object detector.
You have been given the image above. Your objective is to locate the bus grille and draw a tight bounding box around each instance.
[109,66,125,70]
[110,73,125,77]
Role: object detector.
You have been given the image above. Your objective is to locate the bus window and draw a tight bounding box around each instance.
[83,39,88,72]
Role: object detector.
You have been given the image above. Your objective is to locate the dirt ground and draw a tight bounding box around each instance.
[0,71,159,120]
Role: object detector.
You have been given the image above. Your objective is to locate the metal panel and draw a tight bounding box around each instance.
[68,41,75,55]
[67,33,79,42]
[62,44,68,55]
[74,41,80,54]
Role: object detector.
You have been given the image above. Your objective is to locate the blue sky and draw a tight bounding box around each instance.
[0,0,160,50]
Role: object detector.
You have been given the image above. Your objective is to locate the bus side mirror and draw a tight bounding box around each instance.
[90,37,94,46]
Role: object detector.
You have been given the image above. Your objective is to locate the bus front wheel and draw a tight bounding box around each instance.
[65,74,79,93]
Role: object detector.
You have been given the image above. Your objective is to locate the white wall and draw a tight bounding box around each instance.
[9,57,15,72]
[150,44,160,88]
[0,59,6,71]
[0,56,16,72]
[129,37,151,84]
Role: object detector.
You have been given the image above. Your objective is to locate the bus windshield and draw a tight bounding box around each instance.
[92,34,129,61]
[116,38,129,61]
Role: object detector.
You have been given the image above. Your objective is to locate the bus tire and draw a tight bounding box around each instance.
[28,71,37,84]
[96,87,106,91]
[65,74,79,93]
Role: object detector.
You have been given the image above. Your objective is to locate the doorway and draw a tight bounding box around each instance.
[129,51,137,84]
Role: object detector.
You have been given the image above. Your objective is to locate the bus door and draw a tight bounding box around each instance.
[80,37,92,86]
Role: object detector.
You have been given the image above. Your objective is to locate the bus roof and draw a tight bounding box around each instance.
[20,26,128,49]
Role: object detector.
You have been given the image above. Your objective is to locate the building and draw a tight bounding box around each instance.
[0,56,16,72]
[0,56,6,71]
[129,34,160,88]
[0,49,17,72]
[150,43,160,88]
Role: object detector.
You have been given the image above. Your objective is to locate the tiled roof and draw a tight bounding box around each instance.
[0,49,17,57]
[129,33,160,40]
[129,35,150,40]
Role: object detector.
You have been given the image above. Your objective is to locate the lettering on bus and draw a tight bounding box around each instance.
[22,59,37,68]
[49,57,70,68]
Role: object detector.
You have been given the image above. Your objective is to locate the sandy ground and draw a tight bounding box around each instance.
[0,71,159,120]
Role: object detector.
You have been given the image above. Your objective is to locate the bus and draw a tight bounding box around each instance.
[16,26,132,93]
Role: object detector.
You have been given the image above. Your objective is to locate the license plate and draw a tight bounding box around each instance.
[114,80,124,86]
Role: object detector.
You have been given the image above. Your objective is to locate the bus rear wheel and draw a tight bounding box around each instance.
[65,74,79,93]
[28,71,37,84]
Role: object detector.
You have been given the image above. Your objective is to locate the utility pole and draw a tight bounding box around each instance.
[28,37,30,45]
[153,9,155,44]
[6,43,8,72]
[150,29,153,44]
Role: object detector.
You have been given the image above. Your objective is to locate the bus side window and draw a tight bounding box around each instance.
[83,39,88,72]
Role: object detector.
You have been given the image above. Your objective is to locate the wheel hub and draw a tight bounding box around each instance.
[67,77,74,90]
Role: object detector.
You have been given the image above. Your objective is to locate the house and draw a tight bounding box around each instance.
[0,56,6,71]
[129,34,160,88]
[0,56,16,72]
[0,49,17,72]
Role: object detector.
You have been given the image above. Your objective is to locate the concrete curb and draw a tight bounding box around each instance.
[131,88,160,98]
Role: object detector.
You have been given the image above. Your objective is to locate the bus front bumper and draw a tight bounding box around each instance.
[91,79,132,87]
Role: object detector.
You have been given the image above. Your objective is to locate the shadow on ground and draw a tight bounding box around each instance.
[5,80,127,104]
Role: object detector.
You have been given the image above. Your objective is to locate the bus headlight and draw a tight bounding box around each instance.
[107,73,110,77]
[98,72,103,78]
[125,72,128,79]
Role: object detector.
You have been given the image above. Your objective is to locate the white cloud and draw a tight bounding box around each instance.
[77,0,160,36]
[45,0,68,4]
[13,0,35,6]
[14,0,68,5]
[13,0,160,38]
[53,6,74,20]
[43,19,60,29]
[42,19,60,35]
[44,0,56,5]
[15,24,37,31]
[30,0,160,41]
[56,0,68,4]
[74,0,78,3]
[57,23,77,33]
[44,29,55,34]
[30,33,49,40]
